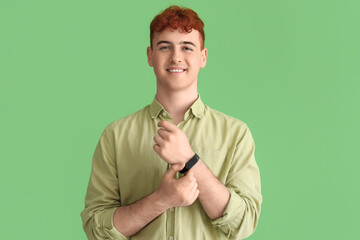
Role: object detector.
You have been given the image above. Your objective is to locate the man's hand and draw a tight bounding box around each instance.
[153,120,195,165]
[155,164,199,208]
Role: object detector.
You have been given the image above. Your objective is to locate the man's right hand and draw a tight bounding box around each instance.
[113,164,199,237]
[155,163,200,209]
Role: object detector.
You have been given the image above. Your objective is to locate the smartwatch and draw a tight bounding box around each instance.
[179,153,200,174]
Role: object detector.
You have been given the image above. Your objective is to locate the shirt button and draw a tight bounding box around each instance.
[169,236,174,240]
[169,207,174,211]
[162,112,167,116]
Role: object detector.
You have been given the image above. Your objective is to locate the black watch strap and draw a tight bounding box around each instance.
[179,153,199,174]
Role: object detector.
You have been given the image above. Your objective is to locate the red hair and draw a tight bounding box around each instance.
[150,5,205,49]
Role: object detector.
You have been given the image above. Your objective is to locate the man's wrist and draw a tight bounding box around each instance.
[179,153,200,174]
[182,150,195,163]
[153,190,172,212]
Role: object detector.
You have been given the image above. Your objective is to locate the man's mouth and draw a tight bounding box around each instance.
[167,68,186,73]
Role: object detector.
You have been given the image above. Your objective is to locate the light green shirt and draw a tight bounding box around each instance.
[81,95,262,240]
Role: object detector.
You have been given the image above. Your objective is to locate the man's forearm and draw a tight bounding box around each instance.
[191,159,230,220]
[113,191,167,237]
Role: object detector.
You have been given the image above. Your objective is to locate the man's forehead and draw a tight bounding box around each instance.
[153,27,201,44]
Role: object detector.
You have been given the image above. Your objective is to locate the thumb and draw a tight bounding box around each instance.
[166,163,185,177]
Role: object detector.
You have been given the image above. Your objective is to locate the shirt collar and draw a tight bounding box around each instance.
[149,94,205,119]
[149,97,163,119]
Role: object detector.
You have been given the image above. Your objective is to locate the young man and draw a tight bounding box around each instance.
[81,5,262,240]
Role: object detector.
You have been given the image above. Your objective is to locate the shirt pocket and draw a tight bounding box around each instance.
[192,146,228,179]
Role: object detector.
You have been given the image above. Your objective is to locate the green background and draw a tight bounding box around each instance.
[1,0,359,239]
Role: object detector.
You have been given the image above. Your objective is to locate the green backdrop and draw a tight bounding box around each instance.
[1,0,359,239]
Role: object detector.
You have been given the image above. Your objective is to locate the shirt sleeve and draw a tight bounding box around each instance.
[80,126,130,240]
[211,124,262,239]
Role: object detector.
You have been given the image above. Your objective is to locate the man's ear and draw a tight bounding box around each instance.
[147,46,153,67]
[200,48,208,68]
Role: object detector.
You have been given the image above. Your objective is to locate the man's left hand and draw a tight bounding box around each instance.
[153,120,195,165]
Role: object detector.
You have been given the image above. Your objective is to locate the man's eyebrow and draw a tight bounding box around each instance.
[156,40,172,45]
[181,41,196,47]
[156,40,197,48]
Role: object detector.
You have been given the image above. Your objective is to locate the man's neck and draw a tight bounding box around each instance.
[155,88,199,125]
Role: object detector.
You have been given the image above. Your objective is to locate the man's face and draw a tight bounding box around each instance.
[147,27,207,91]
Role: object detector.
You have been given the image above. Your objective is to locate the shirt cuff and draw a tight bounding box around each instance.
[96,207,130,240]
[211,188,245,233]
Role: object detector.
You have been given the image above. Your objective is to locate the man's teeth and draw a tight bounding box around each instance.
[168,69,185,72]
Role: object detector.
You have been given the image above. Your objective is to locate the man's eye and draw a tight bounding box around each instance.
[184,47,193,51]
[160,46,169,50]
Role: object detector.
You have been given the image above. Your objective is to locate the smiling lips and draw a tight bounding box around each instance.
[167,67,186,73]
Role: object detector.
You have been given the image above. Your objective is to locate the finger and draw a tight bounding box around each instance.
[164,165,178,179]
[157,128,171,139]
[188,182,199,201]
[158,120,178,133]
[153,135,165,146]
[165,165,186,181]
[184,170,195,181]
[194,189,200,199]
[186,170,194,177]
[180,171,196,184]
[166,163,185,177]
[153,144,161,155]
[173,163,186,172]
[190,181,198,194]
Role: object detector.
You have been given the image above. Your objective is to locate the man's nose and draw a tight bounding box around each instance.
[170,48,182,63]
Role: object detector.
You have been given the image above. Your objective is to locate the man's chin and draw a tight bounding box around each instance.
[157,82,192,92]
